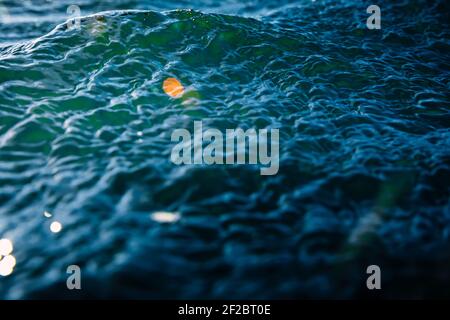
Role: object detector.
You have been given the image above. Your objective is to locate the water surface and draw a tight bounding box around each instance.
[0,0,449,299]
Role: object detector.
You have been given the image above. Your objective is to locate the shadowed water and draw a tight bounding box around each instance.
[0,0,449,298]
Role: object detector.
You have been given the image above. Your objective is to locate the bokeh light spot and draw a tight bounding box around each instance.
[50,221,62,233]
[150,211,181,223]
[0,238,13,256]
[163,78,184,98]
[0,260,14,277]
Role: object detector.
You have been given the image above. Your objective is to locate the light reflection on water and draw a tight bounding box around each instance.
[0,239,16,277]
[150,211,181,223]
[50,221,63,233]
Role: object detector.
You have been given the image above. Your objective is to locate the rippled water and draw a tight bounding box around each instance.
[0,0,449,299]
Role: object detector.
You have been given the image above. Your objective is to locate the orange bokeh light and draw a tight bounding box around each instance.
[163,78,184,98]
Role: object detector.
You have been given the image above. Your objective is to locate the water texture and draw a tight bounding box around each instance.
[0,0,449,298]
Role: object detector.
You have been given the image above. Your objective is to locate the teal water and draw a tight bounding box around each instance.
[0,0,449,298]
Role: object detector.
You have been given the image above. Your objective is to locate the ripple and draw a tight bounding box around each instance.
[0,2,449,299]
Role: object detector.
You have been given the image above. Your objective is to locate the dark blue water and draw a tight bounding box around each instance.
[0,0,449,299]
